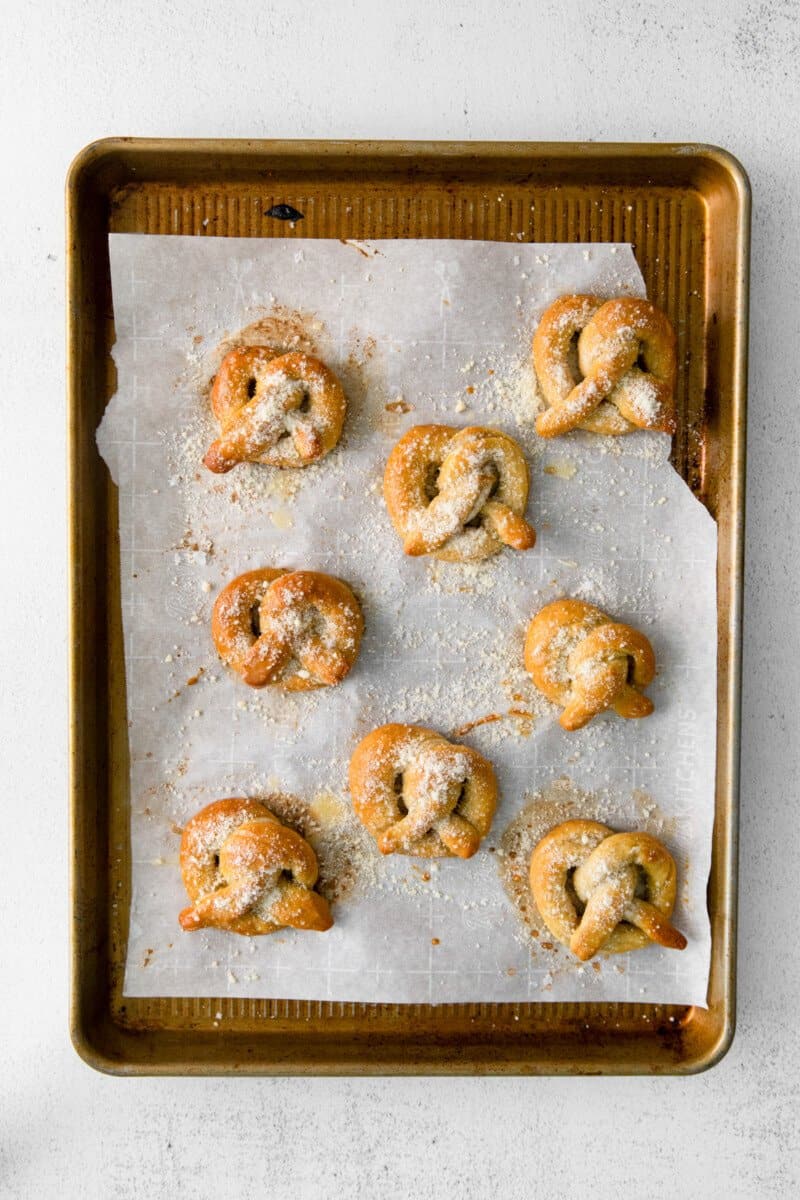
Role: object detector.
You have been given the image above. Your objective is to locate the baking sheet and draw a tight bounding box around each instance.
[97,235,716,1006]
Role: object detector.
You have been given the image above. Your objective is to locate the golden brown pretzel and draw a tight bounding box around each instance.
[349,723,497,858]
[204,347,346,472]
[179,798,333,935]
[383,424,536,561]
[212,568,364,690]
[532,295,677,437]
[529,819,686,960]
[525,599,656,731]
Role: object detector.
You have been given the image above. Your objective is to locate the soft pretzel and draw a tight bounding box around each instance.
[212,568,364,690]
[204,347,346,472]
[529,819,686,960]
[532,295,677,437]
[179,798,333,935]
[525,599,656,731]
[383,424,536,561]
[349,723,497,858]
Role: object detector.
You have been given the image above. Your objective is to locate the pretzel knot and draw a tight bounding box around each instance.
[530,819,686,960]
[349,724,497,858]
[533,295,677,437]
[383,424,536,561]
[212,568,364,690]
[525,599,656,731]
[179,798,333,935]
[204,347,346,473]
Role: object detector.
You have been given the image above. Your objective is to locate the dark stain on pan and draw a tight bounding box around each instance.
[265,204,305,221]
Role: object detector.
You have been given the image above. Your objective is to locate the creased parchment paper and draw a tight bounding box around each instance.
[98,235,716,1006]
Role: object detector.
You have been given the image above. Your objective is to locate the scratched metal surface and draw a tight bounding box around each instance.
[70,138,742,1074]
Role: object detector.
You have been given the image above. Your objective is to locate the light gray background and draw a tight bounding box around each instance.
[1,2,796,1196]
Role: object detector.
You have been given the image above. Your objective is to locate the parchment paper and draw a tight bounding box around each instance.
[98,235,716,1006]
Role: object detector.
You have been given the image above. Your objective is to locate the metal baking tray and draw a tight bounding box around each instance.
[68,139,748,1075]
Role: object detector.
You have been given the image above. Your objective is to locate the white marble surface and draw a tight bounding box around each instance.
[1,1,798,1196]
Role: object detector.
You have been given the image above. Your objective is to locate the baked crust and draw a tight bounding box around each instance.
[533,295,677,437]
[204,347,346,471]
[383,424,536,561]
[179,798,333,935]
[529,819,686,960]
[349,723,497,858]
[525,598,656,730]
[212,568,364,690]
